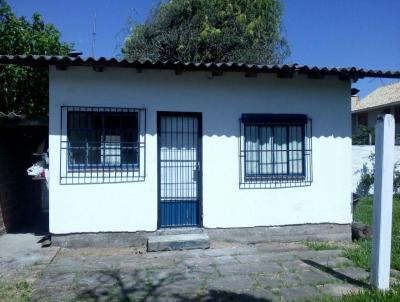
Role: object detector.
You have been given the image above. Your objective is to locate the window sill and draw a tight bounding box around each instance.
[244,175,306,182]
[67,166,140,173]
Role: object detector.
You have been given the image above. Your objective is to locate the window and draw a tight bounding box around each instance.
[240,114,312,188]
[245,124,304,178]
[383,108,391,114]
[395,107,400,123]
[68,111,139,168]
[357,113,368,127]
[60,106,146,184]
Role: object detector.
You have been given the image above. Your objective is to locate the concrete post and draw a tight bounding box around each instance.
[371,114,395,290]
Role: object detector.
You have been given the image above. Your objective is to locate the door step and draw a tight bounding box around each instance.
[147,233,210,252]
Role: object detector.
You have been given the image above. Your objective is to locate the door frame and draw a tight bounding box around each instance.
[157,111,203,229]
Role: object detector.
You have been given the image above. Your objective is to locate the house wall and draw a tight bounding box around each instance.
[49,66,352,234]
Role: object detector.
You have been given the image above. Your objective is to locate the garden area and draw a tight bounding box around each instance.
[307,195,400,301]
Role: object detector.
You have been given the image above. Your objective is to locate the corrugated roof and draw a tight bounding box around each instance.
[352,82,400,112]
[1,55,400,80]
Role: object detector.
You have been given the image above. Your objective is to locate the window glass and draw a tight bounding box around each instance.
[244,124,305,177]
[67,111,139,168]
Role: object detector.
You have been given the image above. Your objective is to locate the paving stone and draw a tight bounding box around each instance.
[323,256,354,268]
[256,242,308,254]
[207,275,253,293]
[319,283,364,297]
[281,259,315,272]
[218,261,283,276]
[297,269,338,285]
[335,266,370,281]
[235,252,298,264]
[32,286,76,302]
[204,246,258,257]
[181,255,239,267]
[33,271,76,288]
[256,274,285,289]
[5,240,374,302]
[280,285,323,301]
[273,271,301,288]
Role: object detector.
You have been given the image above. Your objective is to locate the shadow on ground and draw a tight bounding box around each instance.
[302,260,370,289]
[75,268,271,302]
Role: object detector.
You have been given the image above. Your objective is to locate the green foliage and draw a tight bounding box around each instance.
[309,285,400,302]
[123,0,289,64]
[0,0,72,116]
[0,280,32,302]
[352,125,374,145]
[356,153,400,196]
[345,196,400,271]
[356,163,374,196]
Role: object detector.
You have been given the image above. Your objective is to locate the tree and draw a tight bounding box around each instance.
[123,0,289,64]
[0,0,72,116]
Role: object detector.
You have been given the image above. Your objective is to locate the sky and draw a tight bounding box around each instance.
[7,0,400,98]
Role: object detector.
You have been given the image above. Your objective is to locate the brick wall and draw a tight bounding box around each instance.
[0,126,47,233]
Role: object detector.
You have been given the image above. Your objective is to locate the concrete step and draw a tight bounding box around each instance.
[147,233,210,252]
[156,227,204,236]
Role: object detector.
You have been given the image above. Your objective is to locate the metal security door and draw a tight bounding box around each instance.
[158,112,202,228]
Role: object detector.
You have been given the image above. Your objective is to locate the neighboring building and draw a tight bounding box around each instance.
[352,82,400,144]
[0,55,399,244]
[0,112,48,234]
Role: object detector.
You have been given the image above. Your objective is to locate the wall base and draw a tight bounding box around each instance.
[51,223,351,248]
[207,223,351,244]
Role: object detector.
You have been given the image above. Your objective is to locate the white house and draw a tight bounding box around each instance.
[1,55,399,246]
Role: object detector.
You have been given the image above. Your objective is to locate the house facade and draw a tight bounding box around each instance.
[352,82,400,144]
[46,62,353,234]
[5,55,399,240]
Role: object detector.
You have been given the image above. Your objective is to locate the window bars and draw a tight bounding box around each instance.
[60,106,146,184]
[239,114,312,189]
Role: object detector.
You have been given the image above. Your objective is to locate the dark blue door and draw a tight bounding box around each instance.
[158,112,202,228]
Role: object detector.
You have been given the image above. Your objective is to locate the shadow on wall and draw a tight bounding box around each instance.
[49,71,351,140]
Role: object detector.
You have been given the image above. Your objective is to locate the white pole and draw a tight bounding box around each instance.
[371,114,395,290]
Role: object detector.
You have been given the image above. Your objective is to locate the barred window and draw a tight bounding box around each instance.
[60,106,146,184]
[240,114,312,189]
[68,111,139,168]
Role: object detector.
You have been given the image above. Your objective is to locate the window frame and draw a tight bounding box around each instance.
[67,110,140,171]
[243,123,306,181]
[239,113,312,189]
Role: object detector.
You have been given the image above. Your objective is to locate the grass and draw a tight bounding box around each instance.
[0,281,32,302]
[310,285,400,302]
[344,195,400,271]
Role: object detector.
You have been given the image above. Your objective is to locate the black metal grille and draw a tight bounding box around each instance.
[158,112,202,228]
[239,114,312,189]
[60,106,146,184]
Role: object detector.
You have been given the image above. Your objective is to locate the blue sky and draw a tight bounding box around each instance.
[7,0,400,97]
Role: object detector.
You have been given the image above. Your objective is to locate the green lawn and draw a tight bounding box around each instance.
[344,195,400,271]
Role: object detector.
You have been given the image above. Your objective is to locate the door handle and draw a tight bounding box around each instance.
[193,163,200,181]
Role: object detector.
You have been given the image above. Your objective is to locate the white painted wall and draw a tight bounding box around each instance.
[49,66,352,233]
